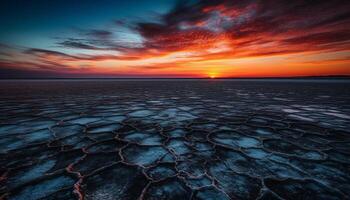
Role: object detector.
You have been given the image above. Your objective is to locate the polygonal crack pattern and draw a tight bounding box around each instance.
[0,80,350,199]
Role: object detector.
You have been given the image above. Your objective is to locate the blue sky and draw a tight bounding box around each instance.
[0,0,175,49]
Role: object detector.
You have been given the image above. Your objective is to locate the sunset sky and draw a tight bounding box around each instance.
[0,0,350,78]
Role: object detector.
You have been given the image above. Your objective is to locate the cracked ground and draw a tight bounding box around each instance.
[0,80,349,200]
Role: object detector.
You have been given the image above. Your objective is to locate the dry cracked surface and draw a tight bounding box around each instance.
[0,80,349,200]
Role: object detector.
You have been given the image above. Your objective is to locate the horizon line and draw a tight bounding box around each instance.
[1,75,350,80]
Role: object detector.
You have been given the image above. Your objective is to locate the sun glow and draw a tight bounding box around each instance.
[208,72,218,79]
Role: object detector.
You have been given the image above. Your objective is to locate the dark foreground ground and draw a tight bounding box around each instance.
[0,79,349,200]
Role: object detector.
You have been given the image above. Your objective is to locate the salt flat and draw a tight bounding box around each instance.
[0,79,349,199]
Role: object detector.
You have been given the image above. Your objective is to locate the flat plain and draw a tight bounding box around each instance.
[0,79,349,199]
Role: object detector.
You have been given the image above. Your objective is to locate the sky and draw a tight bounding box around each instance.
[0,0,350,78]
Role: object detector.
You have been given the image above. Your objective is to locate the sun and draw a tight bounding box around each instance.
[208,72,218,79]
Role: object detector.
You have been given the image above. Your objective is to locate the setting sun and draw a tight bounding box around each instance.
[208,72,218,79]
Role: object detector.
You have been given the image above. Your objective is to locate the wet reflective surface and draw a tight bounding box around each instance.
[0,79,350,199]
